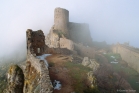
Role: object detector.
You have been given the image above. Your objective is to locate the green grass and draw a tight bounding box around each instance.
[111,63,139,93]
[103,53,139,92]
[104,53,121,62]
[64,62,91,81]
[64,62,93,93]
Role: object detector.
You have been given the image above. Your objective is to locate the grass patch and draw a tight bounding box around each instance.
[104,53,121,62]
[111,63,139,92]
[64,62,93,93]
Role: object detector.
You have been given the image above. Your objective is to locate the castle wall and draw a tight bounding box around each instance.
[60,38,74,50]
[54,7,69,37]
[26,29,53,93]
[74,43,95,58]
[68,22,93,46]
[112,44,139,73]
[27,50,41,72]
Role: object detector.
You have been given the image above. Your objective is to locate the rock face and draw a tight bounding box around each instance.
[87,71,97,88]
[45,26,74,51]
[5,65,24,93]
[82,57,99,72]
[45,27,60,48]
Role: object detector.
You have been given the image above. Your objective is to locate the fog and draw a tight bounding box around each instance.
[0,0,139,63]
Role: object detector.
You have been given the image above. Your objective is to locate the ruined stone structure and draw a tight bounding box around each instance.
[68,22,93,46]
[54,7,69,37]
[26,29,46,56]
[45,7,94,58]
[112,43,139,73]
[5,7,96,93]
[74,43,95,58]
[25,29,53,93]
[60,38,74,50]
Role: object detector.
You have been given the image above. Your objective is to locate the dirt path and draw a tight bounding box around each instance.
[46,54,74,93]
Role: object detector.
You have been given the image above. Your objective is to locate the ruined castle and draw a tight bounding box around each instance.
[112,43,139,73]
[46,7,94,58]
[23,7,94,93]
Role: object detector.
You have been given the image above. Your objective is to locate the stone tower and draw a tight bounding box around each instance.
[54,7,69,37]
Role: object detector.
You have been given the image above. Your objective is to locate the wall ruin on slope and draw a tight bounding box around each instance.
[74,43,95,58]
[112,44,139,73]
[26,29,53,93]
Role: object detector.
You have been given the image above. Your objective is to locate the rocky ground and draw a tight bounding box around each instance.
[46,54,74,93]
[46,54,94,93]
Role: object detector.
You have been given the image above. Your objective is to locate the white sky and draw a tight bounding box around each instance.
[0,0,139,59]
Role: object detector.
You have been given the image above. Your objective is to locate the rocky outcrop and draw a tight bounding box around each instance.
[23,61,53,93]
[5,65,24,93]
[82,57,99,72]
[87,71,97,88]
[45,26,74,51]
[45,27,60,48]
[82,57,99,88]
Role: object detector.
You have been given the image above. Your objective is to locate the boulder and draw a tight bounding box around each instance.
[82,57,90,66]
[5,65,24,93]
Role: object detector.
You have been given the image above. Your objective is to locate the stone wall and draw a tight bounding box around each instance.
[45,7,93,50]
[27,50,41,72]
[26,29,53,93]
[26,29,45,56]
[60,38,74,50]
[54,7,69,37]
[74,43,95,58]
[40,60,53,93]
[68,22,93,46]
[112,44,139,73]
[45,47,72,55]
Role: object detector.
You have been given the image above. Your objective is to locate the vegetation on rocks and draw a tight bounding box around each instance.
[63,61,100,93]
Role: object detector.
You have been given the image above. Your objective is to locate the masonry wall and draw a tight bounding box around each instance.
[26,29,53,93]
[54,7,69,37]
[60,38,74,50]
[68,22,93,46]
[112,44,139,73]
[74,43,95,58]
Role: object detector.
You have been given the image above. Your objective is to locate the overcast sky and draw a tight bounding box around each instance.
[0,0,139,59]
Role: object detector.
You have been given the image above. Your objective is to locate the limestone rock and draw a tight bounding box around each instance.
[82,57,90,66]
[5,65,24,93]
[60,38,74,50]
[87,71,96,88]
[88,59,99,72]
[45,27,60,48]
[82,57,99,72]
